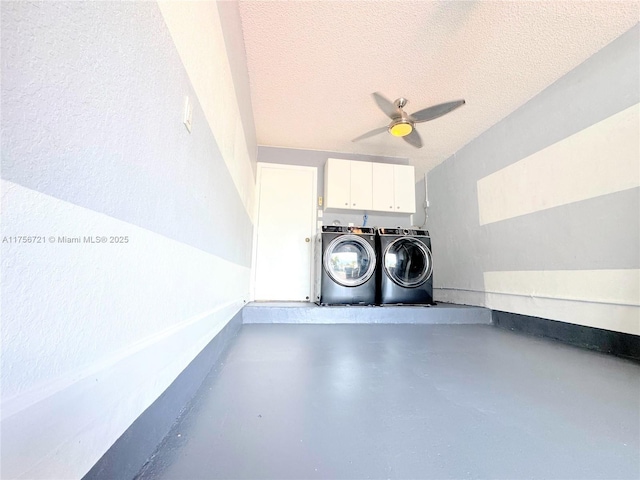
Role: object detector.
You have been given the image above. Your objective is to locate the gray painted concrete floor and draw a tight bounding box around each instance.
[137,325,640,480]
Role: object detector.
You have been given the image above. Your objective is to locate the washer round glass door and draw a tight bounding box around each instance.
[383,238,433,288]
[324,235,376,287]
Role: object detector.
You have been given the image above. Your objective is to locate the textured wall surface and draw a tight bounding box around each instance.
[257,146,415,228]
[427,25,640,334]
[217,0,258,177]
[157,1,256,219]
[1,2,255,478]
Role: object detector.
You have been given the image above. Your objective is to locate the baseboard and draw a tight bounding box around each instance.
[433,287,487,307]
[83,311,243,480]
[492,310,640,361]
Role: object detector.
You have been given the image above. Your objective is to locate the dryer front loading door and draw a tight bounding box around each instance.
[324,235,376,287]
[383,238,433,288]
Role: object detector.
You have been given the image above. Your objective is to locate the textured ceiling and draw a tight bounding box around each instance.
[238,1,638,173]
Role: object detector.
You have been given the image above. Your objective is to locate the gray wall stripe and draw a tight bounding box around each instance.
[1,2,253,266]
[428,24,639,292]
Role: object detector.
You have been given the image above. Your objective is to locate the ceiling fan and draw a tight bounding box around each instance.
[352,92,465,148]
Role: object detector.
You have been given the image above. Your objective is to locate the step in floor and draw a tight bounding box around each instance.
[243,301,491,325]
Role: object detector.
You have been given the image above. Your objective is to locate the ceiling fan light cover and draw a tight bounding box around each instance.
[389,122,413,137]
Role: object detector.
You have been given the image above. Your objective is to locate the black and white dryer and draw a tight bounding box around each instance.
[315,226,377,305]
[376,228,434,305]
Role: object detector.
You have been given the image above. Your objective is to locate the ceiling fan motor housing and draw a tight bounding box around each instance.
[388,103,414,137]
[394,97,409,109]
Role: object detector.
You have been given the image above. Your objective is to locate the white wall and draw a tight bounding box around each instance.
[427,25,639,335]
[1,2,256,478]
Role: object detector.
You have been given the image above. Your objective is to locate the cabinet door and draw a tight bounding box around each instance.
[324,158,351,209]
[371,163,395,212]
[350,161,372,210]
[393,164,416,213]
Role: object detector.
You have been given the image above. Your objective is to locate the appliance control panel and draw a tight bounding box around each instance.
[378,228,430,236]
[322,226,375,234]
[349,227,375,234]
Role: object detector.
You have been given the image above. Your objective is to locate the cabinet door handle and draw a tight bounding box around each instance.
[305,237,310,242]
[397,206,400,209]
[344,202,348,206]
[389,206,393,209]
[353,203,356,206]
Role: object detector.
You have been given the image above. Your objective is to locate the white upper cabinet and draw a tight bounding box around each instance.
[325,158,415,214]
[371,163,395,212]
[349,161,372,210]
[393,164,416,213]
[324,158,351,209]
[324,158,372,210]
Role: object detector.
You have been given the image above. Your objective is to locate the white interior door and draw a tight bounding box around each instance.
[254,163,317,301]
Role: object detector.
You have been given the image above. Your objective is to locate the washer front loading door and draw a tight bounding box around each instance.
[324,235,376,287]
[384,238,433,288]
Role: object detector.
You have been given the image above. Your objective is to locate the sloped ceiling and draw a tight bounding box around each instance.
[238,1,638,173]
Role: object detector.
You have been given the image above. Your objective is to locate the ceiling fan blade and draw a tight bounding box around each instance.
[403,129,423,148]
[410,99,465,123]
[352,126,389,142]
[372,92,399,119]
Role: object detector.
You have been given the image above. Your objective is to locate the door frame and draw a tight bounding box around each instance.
[250,162,318,302]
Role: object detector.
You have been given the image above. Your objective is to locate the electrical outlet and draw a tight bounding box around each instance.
[318,196,323,206]
[183,96,193,133]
